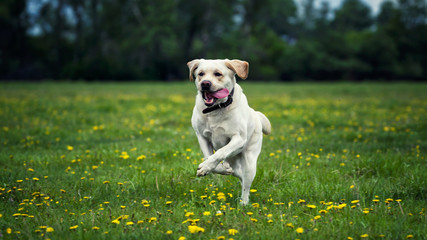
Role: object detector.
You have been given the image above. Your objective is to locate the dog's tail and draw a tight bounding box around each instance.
[257,111,271,135]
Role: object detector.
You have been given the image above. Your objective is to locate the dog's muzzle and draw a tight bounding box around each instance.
[201,81,212,91]
[199,80,231,108]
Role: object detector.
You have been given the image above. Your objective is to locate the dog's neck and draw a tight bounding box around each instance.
[202,88,235,114]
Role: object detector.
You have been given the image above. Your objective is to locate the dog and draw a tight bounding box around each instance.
[187,59,271,205]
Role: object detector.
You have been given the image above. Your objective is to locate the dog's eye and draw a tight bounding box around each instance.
[214,72,222,77]
[198,72,205,77]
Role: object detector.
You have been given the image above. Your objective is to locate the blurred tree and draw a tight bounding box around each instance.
[377,0,399,26]
[332,0,373,31]
[241,0,296,36]
[376,0,427,79]
[237,0,297,80]
[177,0,239,60]
[0,0,29,78]
[399,0,427,29]
[2,0,427,81]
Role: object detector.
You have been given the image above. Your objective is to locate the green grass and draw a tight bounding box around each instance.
[1,82,426,239]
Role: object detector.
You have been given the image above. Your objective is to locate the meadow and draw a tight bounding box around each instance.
[0,82,426,240]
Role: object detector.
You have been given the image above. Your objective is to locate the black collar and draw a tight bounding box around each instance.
[202,88,234,114]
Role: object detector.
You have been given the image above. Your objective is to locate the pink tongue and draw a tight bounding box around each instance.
[211,89,229,99]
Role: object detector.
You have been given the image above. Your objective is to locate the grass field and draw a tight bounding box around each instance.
[1,82,426,239]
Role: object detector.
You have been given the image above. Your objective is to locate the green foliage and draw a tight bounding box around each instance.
[332,0,373,31]
[0,82,426,239]
[1,0,427,80]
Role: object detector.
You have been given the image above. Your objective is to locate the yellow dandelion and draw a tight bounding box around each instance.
[126,222,134,226]
[250,189,257,193]
[46,227,54,232]
[228,229,238,235]
[178,237,186,240]
[69,225,78,230]
[307,204,316,209]
[165,201,172,205]
[166,230,173,234]
[286,223,294,228]
[7,228,12,234]
[296,227,304,234]
[203,211,211,216]
[351,200,359,204]
[217,192,226,201]
[92,226,100,230]
[141,199,150,207]
[250,218,258,222]
[185,212,194,218]
[360,234,369,238]
[188,225,205,234]
[406,235,414,239]
[120,205,126,209]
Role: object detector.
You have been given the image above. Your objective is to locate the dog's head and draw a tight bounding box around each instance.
[187,59,249,107]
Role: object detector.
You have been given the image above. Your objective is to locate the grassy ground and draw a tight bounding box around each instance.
[1,82,426,240]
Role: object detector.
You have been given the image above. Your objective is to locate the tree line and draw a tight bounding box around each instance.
[1,0,427,81]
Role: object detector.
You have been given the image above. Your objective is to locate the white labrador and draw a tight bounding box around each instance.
[187,59,271,205]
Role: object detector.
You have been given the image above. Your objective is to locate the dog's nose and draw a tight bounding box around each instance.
[201,80,211,90]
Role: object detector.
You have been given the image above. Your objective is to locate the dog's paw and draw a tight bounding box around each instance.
[214,162,233,175]
[196,161,216,177]
[239,199,249,206]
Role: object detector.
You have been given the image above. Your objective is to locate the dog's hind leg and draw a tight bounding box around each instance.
[239,144,262,205]
[240,166,256,205]
[234,129,264,205]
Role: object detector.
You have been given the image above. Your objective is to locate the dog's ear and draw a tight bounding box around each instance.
[226,59,249,80]
[187,59,200,81]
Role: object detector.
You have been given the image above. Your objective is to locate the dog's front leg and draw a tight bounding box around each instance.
[197,135,245,177]
[195,133,213,159]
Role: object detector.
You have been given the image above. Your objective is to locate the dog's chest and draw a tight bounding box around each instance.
[202,120,230,150]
